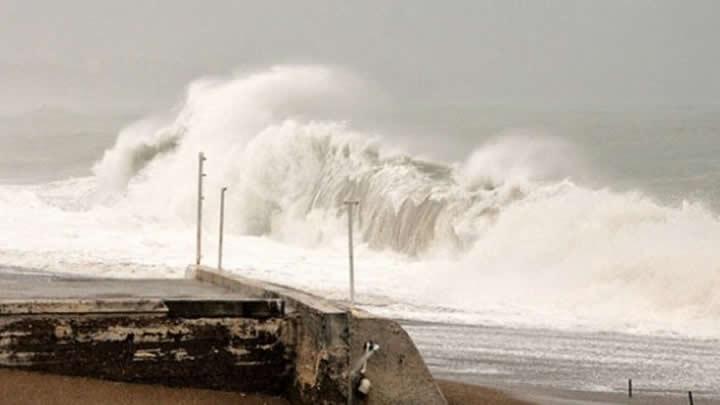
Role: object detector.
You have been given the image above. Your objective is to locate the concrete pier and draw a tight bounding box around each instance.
[0,266,446,405]
[0,267,291,394]
[193,265,447,405]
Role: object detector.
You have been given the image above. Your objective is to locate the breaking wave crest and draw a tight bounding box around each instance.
[92,66,576,255]
[10,64,716,337]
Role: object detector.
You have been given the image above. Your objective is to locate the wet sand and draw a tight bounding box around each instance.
[0,370,289,405]
[0,369,533,404]
[437,379,533,404]
[6,369,711,404]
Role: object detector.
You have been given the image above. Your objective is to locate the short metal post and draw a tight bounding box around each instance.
[344,201,359,306]
[347,311,353,405]
[628,378,632,398]
[689,391,694,405]
[196,152,206,265]
[218,187,227,270]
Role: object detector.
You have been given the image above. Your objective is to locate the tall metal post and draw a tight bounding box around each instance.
[344,201,359,306]
[344,200,359,405]
[218,187,227,270]
[196,152,206,265]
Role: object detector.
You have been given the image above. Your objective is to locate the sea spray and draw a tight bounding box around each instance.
[1,65,719,337]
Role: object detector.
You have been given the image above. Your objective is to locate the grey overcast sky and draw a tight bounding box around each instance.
[1,0,719,114]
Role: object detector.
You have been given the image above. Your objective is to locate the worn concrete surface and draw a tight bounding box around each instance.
[1,266,449,404]
[195,266,448,405]
[349,313,447,405]
[195,266,349,404]
[0,314,293,393]
[0,266,292,395]
[0,266,248,300]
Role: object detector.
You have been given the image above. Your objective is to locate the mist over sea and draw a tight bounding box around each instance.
[4,101,719,212]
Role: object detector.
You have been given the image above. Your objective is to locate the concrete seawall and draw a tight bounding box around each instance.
[0,266,447,404]
[0,271,292,394]
[193,265,447,405]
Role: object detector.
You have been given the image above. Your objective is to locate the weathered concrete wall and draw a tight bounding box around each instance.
[193,266,350,404]
[194,266,447,405]
[349,314,447,405]
[1,268,447,404]
[0,299,292,394]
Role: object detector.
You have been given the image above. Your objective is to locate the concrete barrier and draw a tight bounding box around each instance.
[0,275,293,395]
[0,268,447,404]
[0,312,291,393]
[193,266,447,405]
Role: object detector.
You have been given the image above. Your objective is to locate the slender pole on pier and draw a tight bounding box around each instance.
[218,187,227,270]
[196,152,206,265]
[344,200,360,405]
[688,391,694,405]
[628,378,632,398]
[344,201,359,307]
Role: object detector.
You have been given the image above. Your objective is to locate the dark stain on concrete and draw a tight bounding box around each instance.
[0,315,293,395]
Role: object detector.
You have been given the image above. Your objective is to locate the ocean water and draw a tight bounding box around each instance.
[405,322,720,401]
[1,66,719,397]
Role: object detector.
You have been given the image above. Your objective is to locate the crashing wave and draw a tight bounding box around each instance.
[92,66,540,255]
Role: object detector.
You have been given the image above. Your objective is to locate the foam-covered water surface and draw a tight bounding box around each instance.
[404,322,720,399]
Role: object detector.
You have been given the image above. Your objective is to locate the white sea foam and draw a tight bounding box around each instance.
[1,65,719,338]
